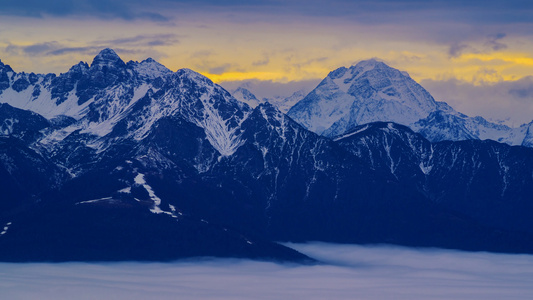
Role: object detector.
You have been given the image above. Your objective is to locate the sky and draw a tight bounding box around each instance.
[1,243,533,299]
[0,0,533,124]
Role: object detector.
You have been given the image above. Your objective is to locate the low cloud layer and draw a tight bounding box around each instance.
[1,243,532,300]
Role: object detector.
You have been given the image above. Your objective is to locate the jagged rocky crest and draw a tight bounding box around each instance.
[1,50,533,262]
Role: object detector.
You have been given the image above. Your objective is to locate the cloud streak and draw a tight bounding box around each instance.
[1,243,532,300]
[448,33,509,58]
[5,34,179,57]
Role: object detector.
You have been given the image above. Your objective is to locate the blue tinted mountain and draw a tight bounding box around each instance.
[1,50,533,262]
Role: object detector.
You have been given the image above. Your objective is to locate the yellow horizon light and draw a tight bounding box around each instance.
[455,53,533,66]
[202,70,331,84]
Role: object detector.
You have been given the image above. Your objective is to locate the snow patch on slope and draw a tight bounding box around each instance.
[0,222,12,236]
[194,91,246,156]
[333,125,370,142]
[76,197,114,205]
[80,84,150,137]
[131,58,172,80]
[0,82,91,120]
[134,173,178,218]
[131,70,250,156]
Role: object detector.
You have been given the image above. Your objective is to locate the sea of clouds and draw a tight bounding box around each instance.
[1,243,533,299]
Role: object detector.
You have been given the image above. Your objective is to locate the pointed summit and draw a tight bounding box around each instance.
[0,59,14,73]
[91,48,125,68]
[0,59,14,93]
[288,59,439,136]
[232,87,262,108]
[326,59,388,80]
[353,58,386,69]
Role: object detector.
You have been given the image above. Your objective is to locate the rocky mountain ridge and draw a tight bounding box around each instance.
[1,50,533,262]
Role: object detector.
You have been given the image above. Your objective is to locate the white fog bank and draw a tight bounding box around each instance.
[1,243,533,300]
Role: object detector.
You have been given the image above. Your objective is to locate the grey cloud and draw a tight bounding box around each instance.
[4,34,178,58]
[421,76,533,125]
[301,57,328,66]
[448,33,508,58]
[190,50,213,58]
[97,34,179,47]
[5,42,71,56]
[209,64,233,75]
[471,68,503,85]
[147,40,169,46]
[509,87,533,99]
[1,243,533,300]
[21,42,63,55]
[508,77,533,99]
[134,11,170,22]
[252,56,270,66]
[485,33,507,51]
[47,46,105,56]
[448,42,470,58]
[45,47,160,60]
[192,57,245,74]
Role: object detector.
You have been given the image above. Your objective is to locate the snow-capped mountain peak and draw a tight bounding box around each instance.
[287,59,533,147]
[91,48,126,69]
[64,63,252,157]
[232,87,262,108]
[0,49,256,158]
[129,57,172,80]
[288,59,438,137]
[327,59,400,91]
[354,58,384,68]
[175,68,213,84]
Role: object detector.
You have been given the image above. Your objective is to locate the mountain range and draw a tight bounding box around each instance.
[1,49,533,262]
